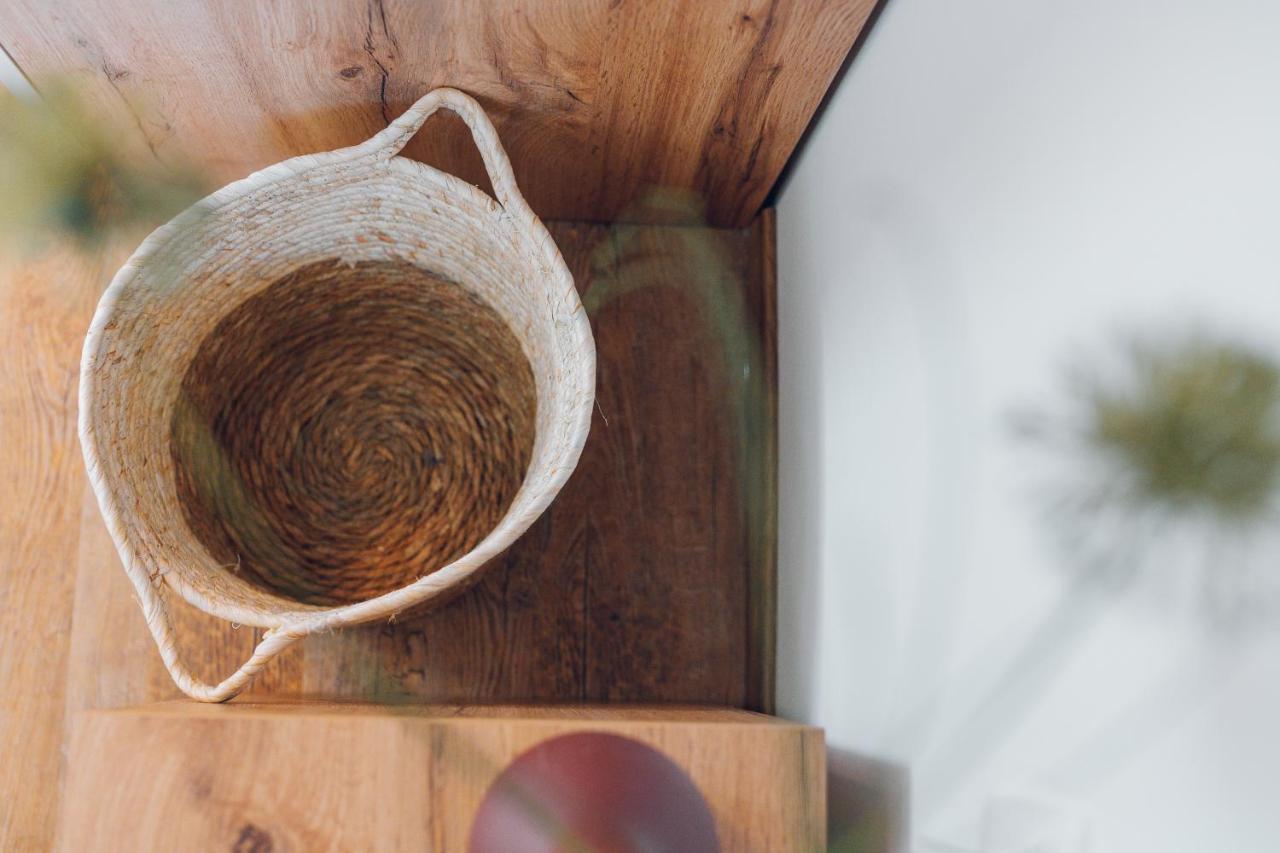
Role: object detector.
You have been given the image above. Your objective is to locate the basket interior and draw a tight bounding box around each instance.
[169,257,536,606]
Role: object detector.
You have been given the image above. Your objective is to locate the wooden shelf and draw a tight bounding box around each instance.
[0,1,877,228]
[0,1,883,846]
[67,215,778,711]
[59,701,825,851]
[1,214,779,847]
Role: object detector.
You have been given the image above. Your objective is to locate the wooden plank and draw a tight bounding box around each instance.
[68,217,776,708]
[0,242,122,852]
[0,0,876,227]
[76,698,799,722]
[747,208,779,713]
[572,216,774,706]
[58,702,824,851]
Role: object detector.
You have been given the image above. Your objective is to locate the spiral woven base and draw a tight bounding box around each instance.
[171,258,536,606]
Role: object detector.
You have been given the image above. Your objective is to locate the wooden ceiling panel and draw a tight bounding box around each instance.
[0,0,876,226]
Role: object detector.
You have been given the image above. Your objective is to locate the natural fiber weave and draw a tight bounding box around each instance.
[79,88,595,702]
[172,258,537,607]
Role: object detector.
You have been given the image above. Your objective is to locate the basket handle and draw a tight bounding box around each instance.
[131,566,305,703]
[368,87,533,220]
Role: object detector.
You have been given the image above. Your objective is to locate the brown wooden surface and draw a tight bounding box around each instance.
[0,240,128,853]
[0,216,777,848]
[71,219,774,707]
[58,702,825,851]
[749,208,779,714]
[86,699,794,722]
[0,0,876,227]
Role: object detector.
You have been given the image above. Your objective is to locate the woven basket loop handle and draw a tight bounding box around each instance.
[131,567,305,703]
[369,87,532,220]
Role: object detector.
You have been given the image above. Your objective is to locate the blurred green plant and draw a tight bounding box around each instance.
[905,332,1280,815]
[0,80,203,247]
[1086,337,1280,520]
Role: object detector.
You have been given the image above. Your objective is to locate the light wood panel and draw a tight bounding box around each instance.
[67,217,776,711]
[0,0,876,227]
[0,241,125,852]
[58,702,825,851]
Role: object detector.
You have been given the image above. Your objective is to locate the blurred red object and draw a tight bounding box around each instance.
[469,731,720,852]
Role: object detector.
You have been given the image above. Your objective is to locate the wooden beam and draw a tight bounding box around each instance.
[58,702,825,851]
[0,1,876,226]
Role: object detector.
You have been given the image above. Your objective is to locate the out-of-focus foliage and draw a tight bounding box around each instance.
[916,336,1280,818]
[1087,338,1280,520]
[0,80,203,247]
[1013,330,1280,628]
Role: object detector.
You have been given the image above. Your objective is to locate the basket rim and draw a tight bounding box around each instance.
[79,124,596,634]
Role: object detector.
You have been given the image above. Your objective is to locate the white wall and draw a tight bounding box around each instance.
[776,1,1280,850]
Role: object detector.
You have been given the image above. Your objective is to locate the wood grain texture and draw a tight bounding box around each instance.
[58,702,825,851]
[0,242,122,852]
[0,215,777,845]
[80,698,798,722]
[0,0,876,227]
[748,208,779,714]
[68,217,776,709]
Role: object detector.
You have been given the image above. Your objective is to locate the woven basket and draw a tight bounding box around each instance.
[79,88,595,702]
